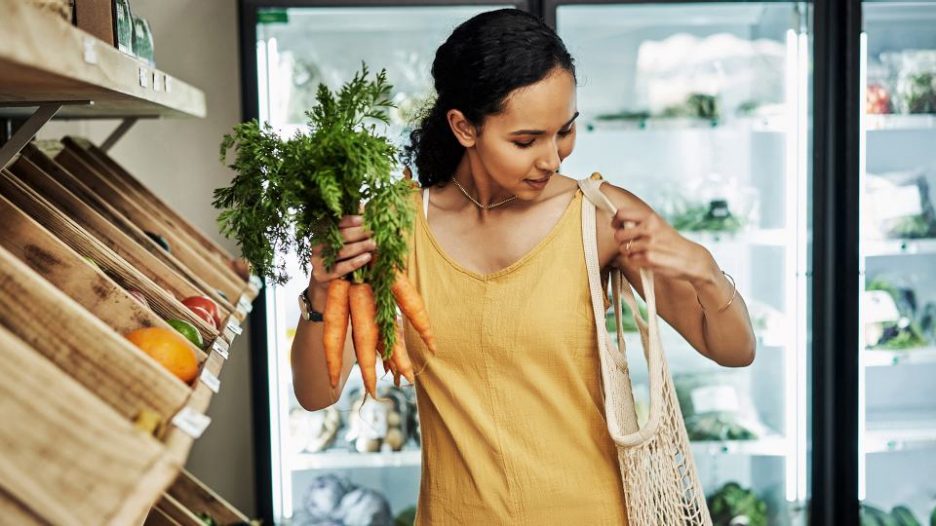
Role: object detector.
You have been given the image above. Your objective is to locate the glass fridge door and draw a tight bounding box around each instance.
[553,3,812,524]
[860,2,936,523]
[252,4,526,524]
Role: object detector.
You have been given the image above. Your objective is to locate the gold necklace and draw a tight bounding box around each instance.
[452,178,517,209]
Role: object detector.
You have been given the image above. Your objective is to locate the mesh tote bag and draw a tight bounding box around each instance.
[577,173,713,526]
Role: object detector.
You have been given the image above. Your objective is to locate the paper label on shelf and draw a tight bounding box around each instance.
[165,76,172,93]
[152,72,161,92]
[82,37,98,64]
[212,340,229,360]
[138,67,149,88]
[868,185,922,221]
[200,368,221,393]
[691,385,740,414]
[238,297,253,313]
[864,291,901,323]
[249,275,264,290]
[226,320,243,336]
[171,407,211,439]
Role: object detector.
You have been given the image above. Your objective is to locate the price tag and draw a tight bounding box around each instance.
[200,368,221,393]
[165,76,172,93]
[171,407,211,439]
[238,296,253,313]
[212,340,229,360]
[226,320,243,336]
[153,72,161,92]
[139,67,149,88]
[249,275,264,290]
[82,37,99,64]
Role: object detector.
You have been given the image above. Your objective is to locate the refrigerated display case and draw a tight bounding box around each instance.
[236,1,936,524]
[859,2,936,523]
[548,3,812,524]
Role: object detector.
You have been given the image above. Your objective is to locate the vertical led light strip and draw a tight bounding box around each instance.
[796,28,811,504]
[857,30,869,502]
[783,28,799,503]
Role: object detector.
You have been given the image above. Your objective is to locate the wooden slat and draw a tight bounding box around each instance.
[144,506,183,526]
[69,136,238,271]
[0,324,180,525]
[2,162,226,349]
[0,486,46,526]
[21,145,238,318]
[154,494,205,526]
[167,470,250,524]
[0,0,205,119]
[0,191,207,364]
[0,245,191,425]
[54,146,244,302]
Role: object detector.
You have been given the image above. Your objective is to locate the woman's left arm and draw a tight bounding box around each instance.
[602,186,756,368]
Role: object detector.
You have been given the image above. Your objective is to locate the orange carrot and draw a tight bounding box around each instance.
[390,320,415,384]
[349,282,379,398]
[391,273,437,354]
[323,279,351,388]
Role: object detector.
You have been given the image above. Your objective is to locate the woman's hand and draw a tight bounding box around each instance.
[611,207,719,287]
[309,215,377,292]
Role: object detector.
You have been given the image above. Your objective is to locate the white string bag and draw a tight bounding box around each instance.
[578,173,712,526]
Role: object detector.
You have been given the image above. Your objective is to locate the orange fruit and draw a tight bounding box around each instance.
[125,327,199,383]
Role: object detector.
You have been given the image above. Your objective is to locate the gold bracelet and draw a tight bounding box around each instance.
[697,271,737,313]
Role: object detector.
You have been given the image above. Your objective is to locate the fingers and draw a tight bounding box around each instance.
[312,252,372,282]
[612,207,649,228]
[336,238,377,260]
[337,214,364,228]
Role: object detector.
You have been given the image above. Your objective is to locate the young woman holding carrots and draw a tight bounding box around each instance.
[291,8,756,524]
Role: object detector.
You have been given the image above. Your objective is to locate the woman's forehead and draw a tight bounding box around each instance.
[496,70,577,128]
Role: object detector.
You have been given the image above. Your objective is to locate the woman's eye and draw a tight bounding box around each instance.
[513,140,535,149]
[558,127,574,137]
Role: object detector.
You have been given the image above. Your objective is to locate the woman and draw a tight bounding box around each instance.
[291,8,756,524]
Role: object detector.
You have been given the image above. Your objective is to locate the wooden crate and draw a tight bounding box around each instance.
[0,189,207,364]
[0,325,181,525]
[65,137,245,279]
[164,469,251,525]
[67,137,262,306]
[0,162,234,347]
[54,142,246,304]
[21,144,243,324]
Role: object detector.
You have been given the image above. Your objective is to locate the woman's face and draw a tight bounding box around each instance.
[451,67,578,199]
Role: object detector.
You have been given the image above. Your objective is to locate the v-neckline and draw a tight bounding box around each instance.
[417,187,581,281]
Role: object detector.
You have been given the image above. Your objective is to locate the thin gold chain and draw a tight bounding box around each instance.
[451,178,517,209]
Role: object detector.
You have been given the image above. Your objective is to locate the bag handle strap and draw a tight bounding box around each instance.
[578,173,666,446]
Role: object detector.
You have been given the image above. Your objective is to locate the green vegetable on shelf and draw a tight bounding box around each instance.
[903,72,936,114]
[669,200,744,234]
[706,482,768,526]
[892,505,922,526]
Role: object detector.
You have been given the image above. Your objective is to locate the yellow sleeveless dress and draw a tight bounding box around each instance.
[401,186,628,525]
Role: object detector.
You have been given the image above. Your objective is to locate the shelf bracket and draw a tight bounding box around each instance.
[101,117,139,152]
[0,104,61,170]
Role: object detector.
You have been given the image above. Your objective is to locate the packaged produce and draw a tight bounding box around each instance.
[674,370,773,441]
[297,475,394,526]
[344,386,410,453]
[864,169,936,240]
[289,406,340,454]
[706,482,768,526]
[865,277,927,350]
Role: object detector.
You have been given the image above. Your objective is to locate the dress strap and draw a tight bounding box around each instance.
[422,188,430,220]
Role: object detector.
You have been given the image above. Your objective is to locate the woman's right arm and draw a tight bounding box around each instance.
[291,214,376,411]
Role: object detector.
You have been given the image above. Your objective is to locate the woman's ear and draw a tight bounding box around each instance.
[446,109,477,148]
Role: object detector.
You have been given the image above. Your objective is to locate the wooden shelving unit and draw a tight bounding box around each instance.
[0,3,255,524]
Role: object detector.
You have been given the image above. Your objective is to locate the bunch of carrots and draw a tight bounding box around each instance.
[323,266,437,397]
[216,65,437,399]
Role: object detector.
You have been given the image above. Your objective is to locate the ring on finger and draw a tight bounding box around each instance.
[625,239,633,254]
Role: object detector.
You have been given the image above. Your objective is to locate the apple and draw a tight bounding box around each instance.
[182,296,221,327]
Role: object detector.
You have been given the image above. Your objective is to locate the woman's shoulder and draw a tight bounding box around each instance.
[560,173,653,216]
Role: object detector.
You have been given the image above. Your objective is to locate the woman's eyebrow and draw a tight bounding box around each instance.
[509,111,580,136]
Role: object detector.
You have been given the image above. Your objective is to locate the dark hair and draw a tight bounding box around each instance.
[404,9,576,188]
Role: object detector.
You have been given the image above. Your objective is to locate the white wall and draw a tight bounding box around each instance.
[37,0,257,515]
